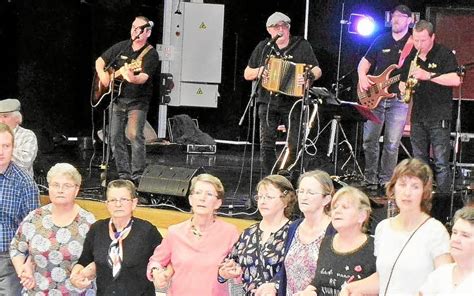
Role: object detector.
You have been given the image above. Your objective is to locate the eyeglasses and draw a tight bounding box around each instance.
[191,190,218,198]
[391,13,410,19]
[49,183,77,191]
[253,194,282,201]
[269,22,289,29]
[106,198,133,205]
[296,189,326,198]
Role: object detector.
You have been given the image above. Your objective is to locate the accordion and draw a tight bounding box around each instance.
[262,57,306,97]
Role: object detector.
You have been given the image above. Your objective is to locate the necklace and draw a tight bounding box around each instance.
[190,217,214,238]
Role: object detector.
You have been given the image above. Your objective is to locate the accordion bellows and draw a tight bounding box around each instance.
[262,57,306,97]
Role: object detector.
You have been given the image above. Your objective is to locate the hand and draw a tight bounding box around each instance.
[252,282,277,296]
[152,265,174,290]
[410,68,431,81]
[358,74,374,92]
[398,81,406,95]
[70,264,92,289]
[18,257,35,290]
[218,258,242,279]
[293,285,317,296]
[122,63,137,83]
[98,71,111,88]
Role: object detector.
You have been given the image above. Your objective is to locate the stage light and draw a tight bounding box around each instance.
[348,13,375,36]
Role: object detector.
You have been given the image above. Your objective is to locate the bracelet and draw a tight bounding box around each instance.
[217,274,228,283]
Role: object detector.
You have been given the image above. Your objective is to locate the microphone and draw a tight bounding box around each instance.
[266,32,283,46]
[137,21,154,31]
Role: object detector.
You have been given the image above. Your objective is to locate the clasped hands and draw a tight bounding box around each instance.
[70,262,96,290]
[151,265,174,290]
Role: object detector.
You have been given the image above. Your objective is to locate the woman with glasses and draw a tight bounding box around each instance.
[296,186,376,296]
[71,179,162,295]
[278,170,336,296]
[146,173,239,295]
[10,163,96,294]
[218,175,296,295]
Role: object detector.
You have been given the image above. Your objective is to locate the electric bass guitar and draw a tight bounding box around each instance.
[91,60,142,108]
[357,64,401,110]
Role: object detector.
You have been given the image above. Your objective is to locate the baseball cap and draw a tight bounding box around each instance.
[391,5,412,17]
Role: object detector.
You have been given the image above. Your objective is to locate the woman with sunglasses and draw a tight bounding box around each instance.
[219,175,296,296]
[278,170,336,296]
[71,179,162,295]
[147,173,239,295]
[10,163,96,295]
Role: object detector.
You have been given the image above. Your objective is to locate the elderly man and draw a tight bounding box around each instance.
[244,12,322,176]
[0,123,40,295]
[0,98,38,177]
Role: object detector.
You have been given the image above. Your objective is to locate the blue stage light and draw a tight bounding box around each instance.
[348,13,375,36]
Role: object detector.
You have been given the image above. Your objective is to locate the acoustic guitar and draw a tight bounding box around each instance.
[91,60,142,108]
[357,64,401,110]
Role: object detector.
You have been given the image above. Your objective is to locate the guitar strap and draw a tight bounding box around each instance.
[398,36,414,68]
[135,44,153,65]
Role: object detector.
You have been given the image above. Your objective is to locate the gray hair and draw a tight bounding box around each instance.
[453,206,474,225]
[11,111,23,124]
[47,163,82,186]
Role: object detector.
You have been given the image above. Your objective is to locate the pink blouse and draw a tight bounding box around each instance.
[147,219,239,296]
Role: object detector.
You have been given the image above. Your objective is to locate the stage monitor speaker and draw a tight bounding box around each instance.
[138,165,204,197]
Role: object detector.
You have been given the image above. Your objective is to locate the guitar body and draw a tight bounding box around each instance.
[357,64,400,110]
[90,60,142,108]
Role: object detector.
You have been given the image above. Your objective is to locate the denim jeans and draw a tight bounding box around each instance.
[110,101,147,182]
[0,252,22,296]
[411,120,452,193]
[258,99,302,176]
[363,99,409,184]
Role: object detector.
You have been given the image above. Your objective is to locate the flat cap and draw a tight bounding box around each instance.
[0,98,21,113]
[391,5,412,17]
[266,12,291,27]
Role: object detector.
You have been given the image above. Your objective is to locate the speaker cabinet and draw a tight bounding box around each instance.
[138,165,204,197]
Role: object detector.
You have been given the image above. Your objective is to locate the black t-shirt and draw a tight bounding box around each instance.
[364,32,413,94]
[400,43,458,123]
[311,235,376,296]
[101,40,160,109]
[247,36,319,105]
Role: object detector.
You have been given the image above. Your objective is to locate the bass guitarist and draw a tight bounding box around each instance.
[357,5,414,191]
[95,16,159,185]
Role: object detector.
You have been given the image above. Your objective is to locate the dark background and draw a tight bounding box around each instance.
[0,0,473,153]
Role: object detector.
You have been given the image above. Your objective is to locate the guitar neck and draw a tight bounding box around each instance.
[382,74,401,88]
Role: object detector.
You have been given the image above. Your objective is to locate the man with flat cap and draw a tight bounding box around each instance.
[0,122,39,295]
[358,4,414,191]
[0,98,38,177]
[244,11,322,177]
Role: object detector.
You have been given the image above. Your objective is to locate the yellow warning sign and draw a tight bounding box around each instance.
[199,22,207,29]
[196,88,204,95]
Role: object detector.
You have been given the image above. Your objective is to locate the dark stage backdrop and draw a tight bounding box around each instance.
[0,0,473,147]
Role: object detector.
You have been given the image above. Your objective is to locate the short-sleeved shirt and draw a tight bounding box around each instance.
[311,234,376,296]
[400,43,458,123]
[9,204,96,295]
[364,32,412,94]
[247,36,319,105]
[375,218,450,295]
[419,263,474,295]
[100,40,159,110]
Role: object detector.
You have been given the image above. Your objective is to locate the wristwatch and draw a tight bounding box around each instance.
[429,72,436,80]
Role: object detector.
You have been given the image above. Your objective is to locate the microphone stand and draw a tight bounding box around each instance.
[238,42,275,201]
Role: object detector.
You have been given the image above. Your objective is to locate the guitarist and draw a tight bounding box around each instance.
[95,16,159,185]
[357,5,414,191]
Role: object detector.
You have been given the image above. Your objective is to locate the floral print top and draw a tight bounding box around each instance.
[10,203,96,295]
[284,227,326,296]
[226,221,290,295]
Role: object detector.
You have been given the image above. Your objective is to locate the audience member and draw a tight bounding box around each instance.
[147,174,239,295]
[10,163,95,294]
[219,175,296,295]
[418,206,474,295]
[342,158,452,295]
[0,98,38,176]
[0,123,39,295]
[71,179,162,295]
[278,170,336,296]
[296,186,375,296]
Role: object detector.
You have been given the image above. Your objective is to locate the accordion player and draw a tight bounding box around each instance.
[262,57,307,97]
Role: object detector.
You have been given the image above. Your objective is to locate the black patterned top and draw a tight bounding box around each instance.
[226,221,290,295]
